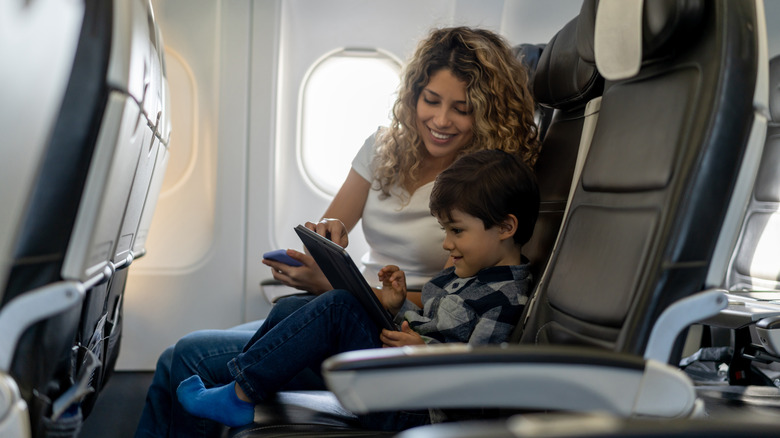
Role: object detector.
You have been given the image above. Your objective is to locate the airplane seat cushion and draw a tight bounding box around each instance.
[521,15,603,283]
[532,17,602,112]
[227,392,386,437]
[639,0,706,60]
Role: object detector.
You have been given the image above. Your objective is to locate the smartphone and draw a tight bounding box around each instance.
[263,249,303,267]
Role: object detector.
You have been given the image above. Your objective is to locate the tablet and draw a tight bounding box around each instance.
[294,224,398,331]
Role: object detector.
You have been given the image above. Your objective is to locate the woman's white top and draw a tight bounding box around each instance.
[351,130,450,290]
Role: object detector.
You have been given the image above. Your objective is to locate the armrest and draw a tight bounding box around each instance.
[699,292,780,330]
[322,344,695,418]
[0,281,85,371]
[260,279,310,304]
[644,289,727,362]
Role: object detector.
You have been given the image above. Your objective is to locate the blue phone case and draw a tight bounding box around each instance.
[263,249,303,267]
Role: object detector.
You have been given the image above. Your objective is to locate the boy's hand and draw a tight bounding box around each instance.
[377,265,406,316]
[380,321,424,347]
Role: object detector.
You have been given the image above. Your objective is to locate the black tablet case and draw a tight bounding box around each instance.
[294,225,398,331]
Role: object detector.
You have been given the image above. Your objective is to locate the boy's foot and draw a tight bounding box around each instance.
[176,375,254,427]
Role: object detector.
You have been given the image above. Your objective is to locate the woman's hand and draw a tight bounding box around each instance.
[264,218,348,294]
[377,265,406,316]
[305,218,349,248]
[380,322,424,347]
[262,249,332,295]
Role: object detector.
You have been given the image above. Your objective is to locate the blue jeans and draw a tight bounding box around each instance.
[135,291,430,437]
[134,294,317,438]
[227,290,430,432]
[227,289,384,401]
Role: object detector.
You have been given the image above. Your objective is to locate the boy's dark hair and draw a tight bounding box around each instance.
[429,149,540,245]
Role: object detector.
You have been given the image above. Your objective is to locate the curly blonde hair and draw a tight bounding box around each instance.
[373,26,539,199]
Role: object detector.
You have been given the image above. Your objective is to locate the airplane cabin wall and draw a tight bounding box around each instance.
[121,0,254,370]
[119,0,779,371]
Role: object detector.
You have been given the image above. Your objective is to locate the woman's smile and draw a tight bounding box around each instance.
[416,69,474,161]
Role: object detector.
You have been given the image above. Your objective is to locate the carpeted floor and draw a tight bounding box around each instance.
[80,371,154,438]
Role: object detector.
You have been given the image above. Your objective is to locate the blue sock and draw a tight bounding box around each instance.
[176,375,254,427]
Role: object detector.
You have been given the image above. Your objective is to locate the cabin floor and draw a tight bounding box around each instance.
[80,371,153,438]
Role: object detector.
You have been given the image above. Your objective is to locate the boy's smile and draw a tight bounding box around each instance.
[438,209,515,278]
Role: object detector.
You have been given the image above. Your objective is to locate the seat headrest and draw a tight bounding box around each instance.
[531,16,603,111]
[770,55,780,122]
[577,0,705,80]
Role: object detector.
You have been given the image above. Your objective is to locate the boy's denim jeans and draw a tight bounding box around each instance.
[134,290,429,438]
[227,289,384,402]
[134,294,317,438]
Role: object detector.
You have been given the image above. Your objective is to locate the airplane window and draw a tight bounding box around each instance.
[299,48,401,196]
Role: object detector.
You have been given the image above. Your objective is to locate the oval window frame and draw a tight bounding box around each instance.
[297,47,402,197]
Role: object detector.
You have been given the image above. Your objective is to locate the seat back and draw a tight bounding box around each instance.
[1,1,115,435]
[0,0,170,436]
[519,0,765,360]
[73,0,171,417]
[0,1,87,436]
[520,16,603,284]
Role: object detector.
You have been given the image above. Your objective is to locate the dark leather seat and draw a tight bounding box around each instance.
[521,15,603,284]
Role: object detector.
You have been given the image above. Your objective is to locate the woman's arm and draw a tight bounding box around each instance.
[263,169,371,294]
[305,169,371,246]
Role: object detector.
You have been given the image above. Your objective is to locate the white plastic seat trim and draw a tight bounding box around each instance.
[594,0,643,80]
[644,289,728,362]
[0,281,85,372]
[323,345,696,418]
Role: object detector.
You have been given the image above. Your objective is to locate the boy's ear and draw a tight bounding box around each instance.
[498,214,518,240]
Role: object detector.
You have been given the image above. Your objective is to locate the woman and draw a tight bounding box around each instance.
[135,26,539,438]
[265,26,539,297]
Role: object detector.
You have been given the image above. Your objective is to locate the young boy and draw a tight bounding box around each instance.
[176,149,540,430]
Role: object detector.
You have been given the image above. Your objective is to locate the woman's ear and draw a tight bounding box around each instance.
[498,214,518,240]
